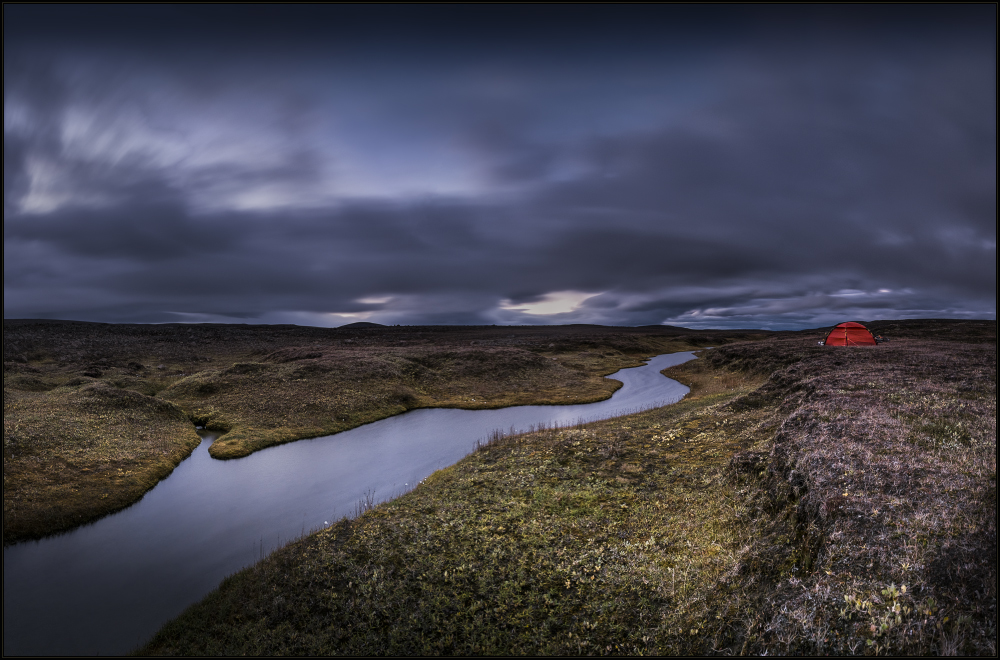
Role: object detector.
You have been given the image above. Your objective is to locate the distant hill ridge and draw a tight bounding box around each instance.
[338,321,387,329]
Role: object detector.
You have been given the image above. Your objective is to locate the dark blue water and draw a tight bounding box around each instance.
[3,351,696,655]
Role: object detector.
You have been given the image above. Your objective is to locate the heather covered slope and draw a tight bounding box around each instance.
[698,320,996,655]
[141,319,996,656]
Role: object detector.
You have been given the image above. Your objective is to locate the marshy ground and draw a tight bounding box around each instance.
[4,319,994,655]
[3,321,743,544]
[135,319,994,656]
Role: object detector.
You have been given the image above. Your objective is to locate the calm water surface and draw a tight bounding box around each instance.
[3,351,696,655]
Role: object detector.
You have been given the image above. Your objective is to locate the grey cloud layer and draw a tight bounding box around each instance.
[4,7,995,328]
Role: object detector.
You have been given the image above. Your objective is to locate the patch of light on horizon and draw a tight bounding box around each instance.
[356,296,392,305]
[833,288,903,298]
[499,291,603,316]
[323,312,375,321]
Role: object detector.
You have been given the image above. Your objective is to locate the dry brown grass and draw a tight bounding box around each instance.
[3,320,738,543]
[3,381,199,542]
[162,344,655,460]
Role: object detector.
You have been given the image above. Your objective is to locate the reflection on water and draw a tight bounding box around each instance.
[3,351,696,655]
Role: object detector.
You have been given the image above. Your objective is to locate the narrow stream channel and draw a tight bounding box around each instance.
[3,351,697,655]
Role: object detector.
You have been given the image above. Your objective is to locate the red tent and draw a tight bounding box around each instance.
[824,322,877,346]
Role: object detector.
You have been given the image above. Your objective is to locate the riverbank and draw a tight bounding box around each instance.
[4,322,751,544]
[140,319,996,656]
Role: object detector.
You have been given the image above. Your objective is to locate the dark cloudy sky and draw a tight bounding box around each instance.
[4,6,996,329]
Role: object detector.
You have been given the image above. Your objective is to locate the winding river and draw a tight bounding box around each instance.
[3,351,697,655]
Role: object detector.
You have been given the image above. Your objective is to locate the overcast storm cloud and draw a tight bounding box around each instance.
[4,6,995,329]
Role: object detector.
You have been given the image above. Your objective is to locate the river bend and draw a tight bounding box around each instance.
[3,351,696,655]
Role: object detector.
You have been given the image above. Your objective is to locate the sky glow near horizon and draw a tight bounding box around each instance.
[499,291,602,316]
[3,6,996,329]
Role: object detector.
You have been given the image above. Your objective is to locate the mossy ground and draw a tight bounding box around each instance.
[140,358,771,656]
[4,321,739,544]
[3,381,199,543]
[139,320,996,656]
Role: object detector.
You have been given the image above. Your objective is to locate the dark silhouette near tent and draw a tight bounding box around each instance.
[823,322,877,346]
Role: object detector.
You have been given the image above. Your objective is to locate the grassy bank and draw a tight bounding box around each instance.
[140,320,995,656]
[2,381,201,545]
[4,321,743,544]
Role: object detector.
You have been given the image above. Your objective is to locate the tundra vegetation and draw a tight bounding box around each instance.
[4,320,994,655]
[4,321,740,544]
[135,319,995,656]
